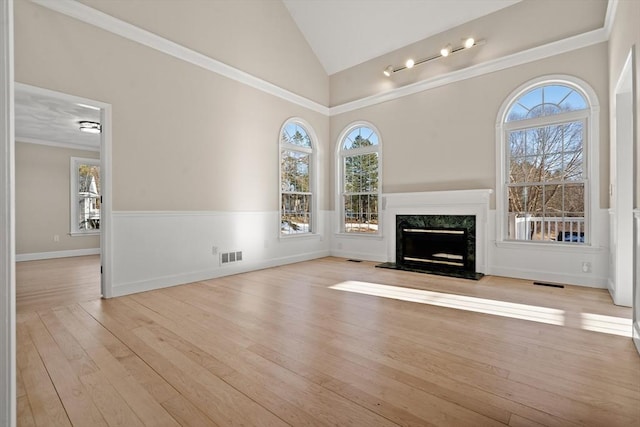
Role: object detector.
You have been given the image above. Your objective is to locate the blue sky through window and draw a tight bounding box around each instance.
[507,84,587,122]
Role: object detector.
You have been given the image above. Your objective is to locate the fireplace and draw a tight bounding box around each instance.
[378,214,482,280]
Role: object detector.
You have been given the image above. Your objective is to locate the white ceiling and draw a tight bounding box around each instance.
[15,89,101,151]
[283,0,522,75]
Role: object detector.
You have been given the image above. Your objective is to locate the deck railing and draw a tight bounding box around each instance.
[510,215,585,242]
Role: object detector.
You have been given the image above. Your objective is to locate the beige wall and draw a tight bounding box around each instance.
[330,0,607,106]
[15,142,100,254]
[76,0,329,106]
[330,43,610,209]
[14,0,331,212]
[608,0,640,208]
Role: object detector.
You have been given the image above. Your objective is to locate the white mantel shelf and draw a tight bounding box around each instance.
[383,189,493,209]
[382,189,493,274]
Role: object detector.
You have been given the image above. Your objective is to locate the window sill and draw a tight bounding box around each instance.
[334,232,384,241]
[494,240,604,253]
[70,231,100,237]
[279,232,322,241]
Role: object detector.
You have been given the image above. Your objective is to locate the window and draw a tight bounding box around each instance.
[497,78,598,245]
[70,157,100,235]
[338,123,381,234]
[280,119,315,235]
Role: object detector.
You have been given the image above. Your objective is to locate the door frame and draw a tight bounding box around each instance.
[0,0,15,425]
[14,83,113,298]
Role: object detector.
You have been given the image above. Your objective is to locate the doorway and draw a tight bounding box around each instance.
[14,83,111,301]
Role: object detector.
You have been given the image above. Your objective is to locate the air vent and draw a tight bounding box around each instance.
[221,251,243,266]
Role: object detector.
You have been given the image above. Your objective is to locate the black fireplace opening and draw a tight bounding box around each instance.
[401,226,469,272]
[377,214,482,280]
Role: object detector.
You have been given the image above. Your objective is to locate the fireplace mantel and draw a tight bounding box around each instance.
[382,189,492,274]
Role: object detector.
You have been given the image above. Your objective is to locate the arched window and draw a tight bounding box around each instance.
[280,119,315,235]
[497,76,599,245]
[337,123,381,234]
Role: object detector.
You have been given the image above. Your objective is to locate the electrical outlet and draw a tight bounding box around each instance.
[53,234,59,242]
[582,262,591,273]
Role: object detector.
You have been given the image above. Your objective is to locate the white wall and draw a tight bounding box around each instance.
[111,211,332,296]
[15,142,100,259]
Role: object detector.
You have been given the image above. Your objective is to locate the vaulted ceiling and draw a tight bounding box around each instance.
[15,0,525,146]
[282,0,522,75]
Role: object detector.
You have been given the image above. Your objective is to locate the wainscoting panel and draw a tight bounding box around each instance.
[110,211,331,297]
[489,209,610,289]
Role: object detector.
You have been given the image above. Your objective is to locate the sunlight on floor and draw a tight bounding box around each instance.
[579,312,633,337]
[330,281,632,337]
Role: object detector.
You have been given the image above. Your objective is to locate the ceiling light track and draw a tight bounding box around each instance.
[384,38,485,77]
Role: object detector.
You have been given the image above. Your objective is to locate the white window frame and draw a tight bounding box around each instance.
[495,75,600,248]
[70,157,100,236]
[279,118,318,238]
[336,121,383,236]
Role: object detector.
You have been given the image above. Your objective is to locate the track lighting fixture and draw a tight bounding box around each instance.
[383,37,484,77]
[440,44,452,57]
[463,37,475,49]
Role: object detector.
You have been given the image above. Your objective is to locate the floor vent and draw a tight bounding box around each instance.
[533,281,565,289]
[221,251,243,265]
[347,259,362,263]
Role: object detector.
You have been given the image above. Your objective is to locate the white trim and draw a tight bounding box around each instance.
[383,190,492,274]
[635,209,640,353]
[335,121,383,236]
[0,0,15,424]
[492,265,608,289]
[329,28,607,116]
[29,0,329,116]
[16,248,100,262]
[14,82,111,110]
[278,117,319,239]
[28,0,611,119]
[70,156,100,235]
[112,210,282,217]
[494,240,605,254]
[99,104,112,298]
[110,249,330,297]
[494,75,601,249]
[16,136,99,152]
[14,84,113,299]
[604,0,619,38]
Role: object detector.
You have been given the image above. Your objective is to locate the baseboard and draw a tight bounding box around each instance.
[16,248,100,262]
[489,265,607,288]
[607,278,617,301]
[110,249,330,297]
[633,322,640,355]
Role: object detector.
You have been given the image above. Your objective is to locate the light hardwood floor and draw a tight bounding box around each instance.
[16,257,640,426]
[16,255,101,313]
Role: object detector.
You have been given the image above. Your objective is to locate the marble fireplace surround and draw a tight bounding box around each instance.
[383,189,492,275]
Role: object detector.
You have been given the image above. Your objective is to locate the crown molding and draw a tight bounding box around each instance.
[604,0,618,38]
[30,0,612,119]
[29,0,330,116]
[329,28,608,116]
